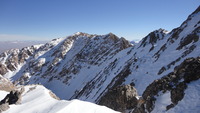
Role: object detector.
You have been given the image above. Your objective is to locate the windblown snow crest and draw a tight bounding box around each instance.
[0,6,199,113]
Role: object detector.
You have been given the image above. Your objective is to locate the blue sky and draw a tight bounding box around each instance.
[0,0,199,41]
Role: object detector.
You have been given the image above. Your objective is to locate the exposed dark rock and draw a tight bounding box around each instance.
[176,31,199,50]
[0,88,24,112]
[166,103,175,111]
[6,63,16,71]
[0,46,36,77]
[0,52,6,58]
[0,64,8,75]
[109,62,132,89]
[133,57,200,113]
[107,33,119,43]
[171,82,187,104]
[18,48,32,64]
[0,76,15,92]
[158,57,182,75]
[5,52,19,70]
[181,45,196,58]
[0,88,24,105]
[139,29,167,52]
[191,6,200,15]
[120,37,133,50]
[167,57,181,70]
[167,28,183,43]
[153,44,167,61]
[157,66,166,75]
[153,8,199,63]
[99,84,138,112]
[149,46,154,52]
[175,57,200,83]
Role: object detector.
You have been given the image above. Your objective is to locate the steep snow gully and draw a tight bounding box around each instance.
[0,6,200,113]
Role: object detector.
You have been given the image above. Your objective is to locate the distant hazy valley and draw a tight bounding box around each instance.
[0,41,47,53]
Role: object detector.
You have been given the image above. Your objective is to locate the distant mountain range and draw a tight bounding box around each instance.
[0,41,47,54]
[0,6,199,113]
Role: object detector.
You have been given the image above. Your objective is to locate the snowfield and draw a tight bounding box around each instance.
[2,85,119,113]
[0,91,9,101]
[167,80,200,113]
[0,6,199,113]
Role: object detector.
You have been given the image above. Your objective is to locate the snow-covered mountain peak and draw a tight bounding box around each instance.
[0,6,199,113]
[190,5,200,16]
[140,28,167,46]
[72,32,97,38]
[136,28,168,53]
[73,32,91,36]
[105,32,121,42]
[0,32,132,100]
[157,28,169,34]
[168,6,199,44]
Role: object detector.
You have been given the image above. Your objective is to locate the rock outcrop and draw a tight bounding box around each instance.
[0,6,199,113]
[99,84,138,112]
[0,88,24,112]
[132,57,200,113]
[138,28,168,52]
[0,75,15,92]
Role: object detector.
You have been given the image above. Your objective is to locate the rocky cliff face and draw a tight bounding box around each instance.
[99,84,138,112]
[0,32,132,101]
[98,57,200,113]
[0,6,199,113]
[0,88,24,112]
[132,57,200,113]
[0,75,15,92]
[97,6,200,112]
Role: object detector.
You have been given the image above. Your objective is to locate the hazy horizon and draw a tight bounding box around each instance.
[0,0,199,41]
[0,40,47,53]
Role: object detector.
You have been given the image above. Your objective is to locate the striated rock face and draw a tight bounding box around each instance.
[0,89,24,105]
[0,64,8,75]
[0,75,15,112]
[140,29,167,46]
[138,28,168,52]
[0,32,133,101]
[133,57,200,113]
[0,46,40,77]
[0,75,15,92]
[0,6,199,112]
[99,84,138,112]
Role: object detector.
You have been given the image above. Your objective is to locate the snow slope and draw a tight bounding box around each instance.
[167,80,200,113]
[0,32,132,102]
[2,85,119,113]
[0,90,9,100]
[152,80,200,113]
[0,6,199,113]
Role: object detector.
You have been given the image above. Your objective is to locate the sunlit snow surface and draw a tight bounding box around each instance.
[0,90,9,100]
[167,81,200,113]
[2,85,119,113]
[151,80,200,113]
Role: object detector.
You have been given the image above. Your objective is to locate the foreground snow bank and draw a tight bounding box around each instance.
[0,90,9,100]
[1,85,119,113]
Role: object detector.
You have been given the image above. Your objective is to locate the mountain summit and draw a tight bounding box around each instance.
[0,6,200,113]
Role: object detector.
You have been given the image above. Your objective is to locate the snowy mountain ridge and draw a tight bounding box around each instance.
[0,6,200,113]
[0,85,119,113]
